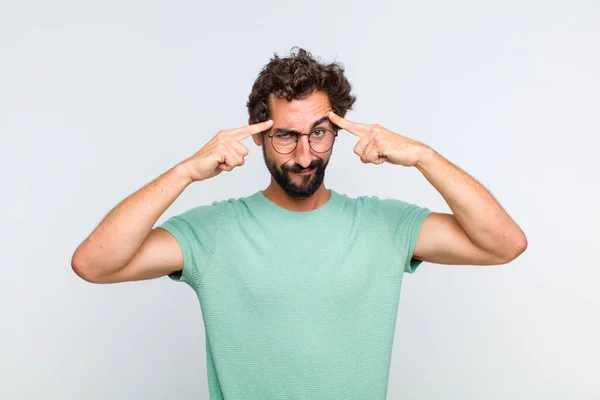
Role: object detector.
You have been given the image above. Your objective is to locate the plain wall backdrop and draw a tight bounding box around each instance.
[1,0,598,398]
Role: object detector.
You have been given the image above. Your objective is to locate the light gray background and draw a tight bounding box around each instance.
[1,0,598,399]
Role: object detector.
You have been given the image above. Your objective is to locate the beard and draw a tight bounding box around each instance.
[262,143,331,199]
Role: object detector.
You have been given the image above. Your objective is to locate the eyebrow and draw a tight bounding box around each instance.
[271,116,332,135]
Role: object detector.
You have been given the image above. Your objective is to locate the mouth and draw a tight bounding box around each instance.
[296,168,315,175]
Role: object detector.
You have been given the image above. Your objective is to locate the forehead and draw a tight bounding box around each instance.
[268,90,332,128]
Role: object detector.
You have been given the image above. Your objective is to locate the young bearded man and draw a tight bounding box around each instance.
[72,47,527,400]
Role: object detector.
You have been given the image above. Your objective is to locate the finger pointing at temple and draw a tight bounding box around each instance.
[231,119,274,140]
[328,112,370,138]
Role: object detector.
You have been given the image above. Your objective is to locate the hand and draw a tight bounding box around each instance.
[328,112,429,167]
[180,119,274,182]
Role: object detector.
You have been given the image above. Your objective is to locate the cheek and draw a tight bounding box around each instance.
[265,147,288,168]
[279,158,294,169]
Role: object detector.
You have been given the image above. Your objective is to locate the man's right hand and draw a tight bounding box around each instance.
[180,119,274,182]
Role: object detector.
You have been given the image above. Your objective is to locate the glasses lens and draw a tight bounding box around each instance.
[309,129,335,152]
[272,129,335,154]
[272,133,297,154]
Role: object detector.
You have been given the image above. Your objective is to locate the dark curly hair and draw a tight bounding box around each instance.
[247,47,356,126]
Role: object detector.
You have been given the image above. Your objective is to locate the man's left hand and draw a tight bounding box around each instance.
[328,111,429,167]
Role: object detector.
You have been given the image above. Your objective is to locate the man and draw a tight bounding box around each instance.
[72,47,527,399]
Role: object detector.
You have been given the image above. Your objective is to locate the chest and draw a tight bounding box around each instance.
[198,222,401,313]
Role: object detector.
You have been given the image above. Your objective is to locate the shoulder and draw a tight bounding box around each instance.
[160,202,221,235]
[329,191,388,222]
[335,191,381,207]
[338,191,430,220]
[177,191,257,217]
[182,191,266,223]
[337,192,402,213]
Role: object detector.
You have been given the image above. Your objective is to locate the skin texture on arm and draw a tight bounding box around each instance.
[71,165,193,283]
[327,111,527,266]
[413,212,516,265]
[413,149,527,265]
[82,227,185,284]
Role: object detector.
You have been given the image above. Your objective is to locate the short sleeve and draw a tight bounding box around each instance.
[157,202,221,290]
[378,198,431,274]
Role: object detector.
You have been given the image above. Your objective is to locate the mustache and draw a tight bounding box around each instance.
[282,159,323,173]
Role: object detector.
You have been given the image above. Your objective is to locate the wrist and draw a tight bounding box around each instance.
[173,162,196,186]
[414,145,437,171]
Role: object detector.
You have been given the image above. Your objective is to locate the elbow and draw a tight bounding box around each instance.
[499,233,528,264]
[518,234,528,254]
[71,252,103,283]
[513,233,528,259]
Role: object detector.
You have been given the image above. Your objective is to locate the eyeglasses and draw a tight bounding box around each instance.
[266,128,338,155]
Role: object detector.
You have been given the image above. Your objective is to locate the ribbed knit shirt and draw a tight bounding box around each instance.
[158,189,431,400]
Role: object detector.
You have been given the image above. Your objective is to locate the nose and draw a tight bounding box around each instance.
[294,135,313,169]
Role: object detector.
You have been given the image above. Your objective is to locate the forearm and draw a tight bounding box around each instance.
[415,147,527,259]
[72,163,193,278]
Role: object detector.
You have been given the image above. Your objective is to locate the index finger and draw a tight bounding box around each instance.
[230,119,274,140]
[328,112,370,138]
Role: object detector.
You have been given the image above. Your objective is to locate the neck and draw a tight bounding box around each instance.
[262,179,331,212]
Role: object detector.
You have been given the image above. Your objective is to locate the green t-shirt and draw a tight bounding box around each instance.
[158,189,430,400]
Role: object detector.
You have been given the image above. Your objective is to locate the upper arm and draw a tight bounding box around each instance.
[94,227,184,284]
[413,212,507,265]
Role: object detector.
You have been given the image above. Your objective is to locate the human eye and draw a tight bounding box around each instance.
[311,129,325,138]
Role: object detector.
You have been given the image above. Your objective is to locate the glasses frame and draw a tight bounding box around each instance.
[266,128,338,155]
